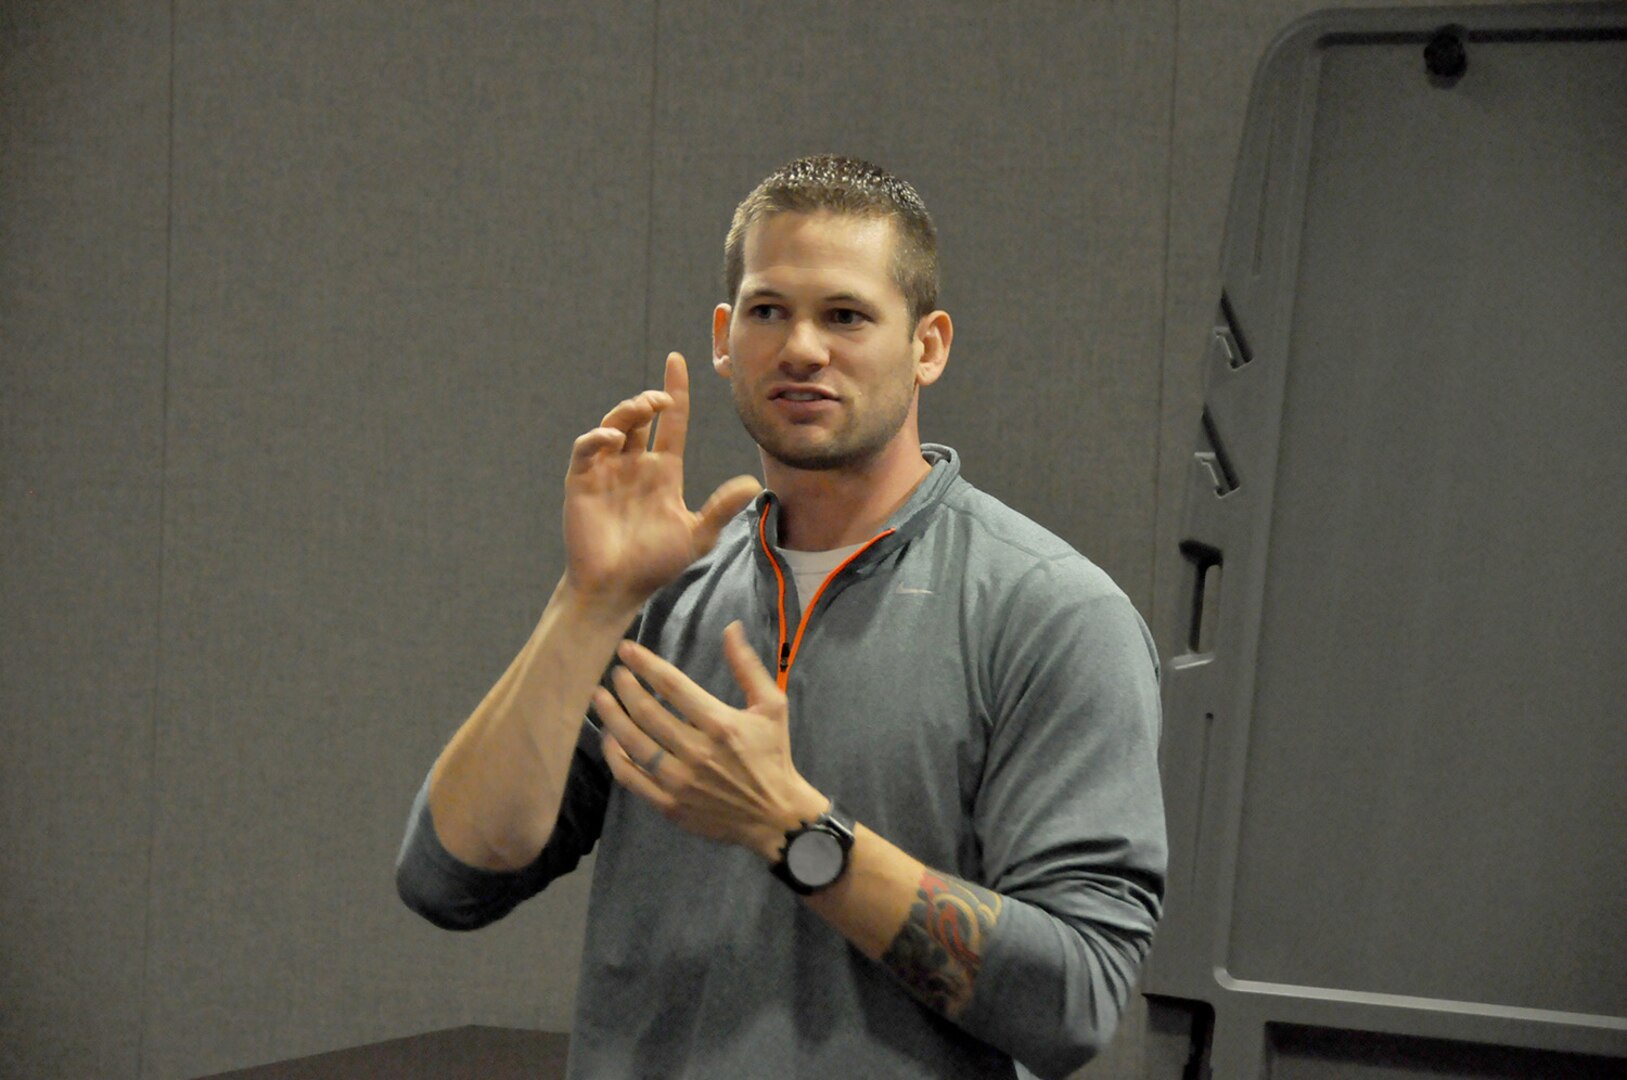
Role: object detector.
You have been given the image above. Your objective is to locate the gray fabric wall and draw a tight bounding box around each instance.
[0,2,1549,1078]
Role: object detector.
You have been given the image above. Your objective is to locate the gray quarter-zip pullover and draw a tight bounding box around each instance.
[397,444,1167,1079]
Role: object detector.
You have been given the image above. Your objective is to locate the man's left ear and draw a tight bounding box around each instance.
[913,310,953,387]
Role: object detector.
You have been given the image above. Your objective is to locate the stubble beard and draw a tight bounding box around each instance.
[731,372,917,473]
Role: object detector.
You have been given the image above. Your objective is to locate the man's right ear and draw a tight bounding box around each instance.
[712,303,733,378]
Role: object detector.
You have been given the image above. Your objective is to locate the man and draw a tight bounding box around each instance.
[397,155,1167,1079]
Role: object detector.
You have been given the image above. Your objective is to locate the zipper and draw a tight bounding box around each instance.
[756,512,896,691]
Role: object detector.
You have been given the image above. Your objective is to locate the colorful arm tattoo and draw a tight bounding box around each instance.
[879,870,1003,1019]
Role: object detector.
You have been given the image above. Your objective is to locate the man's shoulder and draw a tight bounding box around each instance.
[938,478,1074,555]
[934,477,1124,603]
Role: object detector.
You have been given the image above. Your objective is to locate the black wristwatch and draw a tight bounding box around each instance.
[771,801,856,895]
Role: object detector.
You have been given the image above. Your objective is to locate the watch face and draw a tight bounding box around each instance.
[786,829,843,887]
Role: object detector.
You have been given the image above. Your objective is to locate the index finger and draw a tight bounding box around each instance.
[615,636,726,737]
[650,352,690,458]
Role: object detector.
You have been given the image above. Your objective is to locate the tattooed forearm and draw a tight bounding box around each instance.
[879,870,1003,1019]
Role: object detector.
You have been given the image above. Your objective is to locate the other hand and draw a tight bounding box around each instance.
[592,622,827,861]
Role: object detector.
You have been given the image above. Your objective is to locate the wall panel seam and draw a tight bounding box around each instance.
[1151,0,1186,638]
[137,3,179,1077]
[642,0,663,387]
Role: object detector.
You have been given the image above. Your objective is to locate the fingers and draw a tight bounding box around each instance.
[693,475,764,553]
[597,388,670,430]
[600,731,676,814]
[567,392,664,483]
[573,353,694,477]
[614,629,778,721]
[614,640,728,739]
[568,427,627,476]
[594,678,681,775]
[722,621,781,707]
[650,352,691,458]
[608,663,711,765]
[602,389,672,457]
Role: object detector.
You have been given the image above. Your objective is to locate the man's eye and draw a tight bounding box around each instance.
[749,304,783,320]
[829,308,866,326]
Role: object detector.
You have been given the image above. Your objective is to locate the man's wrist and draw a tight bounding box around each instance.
[753,781,831,863]
[552,574,646,631]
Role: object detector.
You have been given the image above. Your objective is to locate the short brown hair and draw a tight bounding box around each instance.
[724,155,939,325]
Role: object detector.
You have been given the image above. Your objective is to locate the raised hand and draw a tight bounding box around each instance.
[563,353,761,613]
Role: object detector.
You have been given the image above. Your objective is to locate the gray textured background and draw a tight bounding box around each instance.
[0,2,1554,1078]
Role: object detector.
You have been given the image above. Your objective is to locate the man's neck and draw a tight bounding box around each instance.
[765,443,933,552]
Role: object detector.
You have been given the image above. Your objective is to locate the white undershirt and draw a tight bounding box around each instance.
[779,542,866,608]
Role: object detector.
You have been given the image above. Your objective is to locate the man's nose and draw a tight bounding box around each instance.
[778,318,830,373]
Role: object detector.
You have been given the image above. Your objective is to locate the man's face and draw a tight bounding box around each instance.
[713,211,927,473]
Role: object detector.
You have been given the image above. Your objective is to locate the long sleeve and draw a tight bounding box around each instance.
[394,722,612,931]
[957,566,1168,1079]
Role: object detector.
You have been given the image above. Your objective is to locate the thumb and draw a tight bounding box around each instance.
[692,474,763,555]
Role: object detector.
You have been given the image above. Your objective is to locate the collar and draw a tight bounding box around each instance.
[749,443,961,577]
